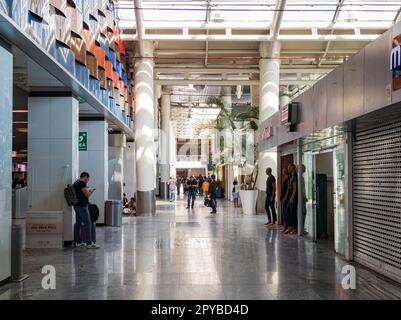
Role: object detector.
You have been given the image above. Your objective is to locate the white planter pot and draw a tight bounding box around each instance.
[239,190,259,215]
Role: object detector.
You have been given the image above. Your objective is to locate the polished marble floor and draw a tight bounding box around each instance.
[1,196,401,300]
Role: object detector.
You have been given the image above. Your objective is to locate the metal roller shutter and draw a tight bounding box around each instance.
[353,119,401,283]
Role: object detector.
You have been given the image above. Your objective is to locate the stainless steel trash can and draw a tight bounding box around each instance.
[11,225,29,282]
[105,200,123,227]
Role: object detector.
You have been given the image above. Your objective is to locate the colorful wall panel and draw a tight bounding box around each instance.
[0,0,133,127]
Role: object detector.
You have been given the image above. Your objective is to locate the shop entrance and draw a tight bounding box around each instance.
[301,129,347,257]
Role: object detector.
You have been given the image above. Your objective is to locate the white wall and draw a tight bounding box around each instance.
[0,45,12,282]
[28,96,79,243]
[79,121,108,224]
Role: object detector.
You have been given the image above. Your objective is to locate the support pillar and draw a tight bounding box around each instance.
[135,41,156,214]
[201,138,208,174]
[79,120,109,224]
[280,86,291,108]
[28,94,79,244]
[169,121,177,178]
[160,90,171,199]
[0,45,12,281]
[124,141,136,199]
[108,133,125,201]
[222,86,234,200]
[257,42,281,213]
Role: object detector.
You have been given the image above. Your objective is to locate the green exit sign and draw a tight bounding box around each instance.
[79,132,88,151]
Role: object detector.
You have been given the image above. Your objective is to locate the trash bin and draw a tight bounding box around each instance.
[11,225,29,282]
[105,200,123,227]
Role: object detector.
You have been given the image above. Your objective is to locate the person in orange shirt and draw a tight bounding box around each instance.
[203,178,210,206]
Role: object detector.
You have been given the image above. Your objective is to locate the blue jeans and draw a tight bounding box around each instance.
[282,199,289,226]
[169,190,175,201]
[74,206,92,245]
[188,191,196,208]
[286,201,298,228]
[265,192,277,222]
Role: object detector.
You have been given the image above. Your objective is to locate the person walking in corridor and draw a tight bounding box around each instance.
[209,175,218,214]
[264,168,277,227]
[186,176,197,209]
[73,172,100,249]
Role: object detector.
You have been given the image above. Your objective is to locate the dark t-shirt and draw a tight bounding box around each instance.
[281,177,289,200]
[266,175,276,195]
[74,180,89,207]
[287,174,298,203]
[188,180,198,193]
[209,181,217,199]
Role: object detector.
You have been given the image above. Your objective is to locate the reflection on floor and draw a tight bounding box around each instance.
[1,196,401,300]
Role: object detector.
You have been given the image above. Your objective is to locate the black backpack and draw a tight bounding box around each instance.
[89,204,100,223]
[64,180,79,206]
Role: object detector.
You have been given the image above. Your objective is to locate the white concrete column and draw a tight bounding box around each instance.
[154,85,161,194]
[257,42,281,193]
[160,90,171,199]
[201,138,208,163]
[135,41,156,214]
[108,133,125,201]
[169,121,177,178]
[79,120,109,224]
[0,45,12,281]
[222,86,234,200]
[251,84,260,107]
[124,141,136,199]
[28,94,79,244]
[280,86,291,108]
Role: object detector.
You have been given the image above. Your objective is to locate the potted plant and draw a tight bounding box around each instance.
[208,97,260,214]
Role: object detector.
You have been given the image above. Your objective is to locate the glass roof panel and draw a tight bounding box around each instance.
[116,0,401,29]
[283,0,340,23]
[338,1,400,24]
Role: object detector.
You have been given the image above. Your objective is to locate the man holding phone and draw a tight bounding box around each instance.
[73,172,100,249]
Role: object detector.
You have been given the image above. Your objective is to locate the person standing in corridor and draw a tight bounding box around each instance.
[73,172,100,249]
[209,175,218,214]
[168,176,177,202]
[186,176,197,209]
[264,168,277,226]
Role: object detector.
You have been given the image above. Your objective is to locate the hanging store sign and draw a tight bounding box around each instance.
[390,34,401,91]
[281,102,299,132]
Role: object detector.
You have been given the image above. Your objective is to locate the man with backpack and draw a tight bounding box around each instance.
[73,172,100,249]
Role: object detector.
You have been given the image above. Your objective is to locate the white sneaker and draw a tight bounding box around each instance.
[87,242,100,249]
[76,243,87,250]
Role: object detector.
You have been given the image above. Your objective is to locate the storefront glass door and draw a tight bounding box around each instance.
[333,144,346,257]
[301,151,317,242]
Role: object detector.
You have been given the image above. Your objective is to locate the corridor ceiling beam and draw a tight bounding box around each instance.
[271,0,286,41]
[319,0,345,67]
[133,0,145,57]
[119,21,393,31]
[154,49,358,56]
[154,79,316,86]
[155,68,334,75]
[120,34,380,42]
